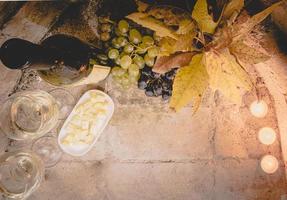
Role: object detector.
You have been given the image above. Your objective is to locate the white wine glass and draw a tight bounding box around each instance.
[0,150,45,200]
[0,90,59,141]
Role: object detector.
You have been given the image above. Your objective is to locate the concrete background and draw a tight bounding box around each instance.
[0,1,287,200]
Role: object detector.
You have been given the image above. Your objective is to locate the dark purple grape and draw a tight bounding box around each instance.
[145,88,154,97]
[154,86,162,96]
[165,70,176,80]
[138,79,148,90]
[162,90,171,101]
[141,67,152,76]
[152,72,161,79]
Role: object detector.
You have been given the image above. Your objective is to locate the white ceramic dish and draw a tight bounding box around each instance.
[58,90,114,156]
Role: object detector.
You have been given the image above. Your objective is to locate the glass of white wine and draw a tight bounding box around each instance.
[0,150,45,200]
[0,90,59,141]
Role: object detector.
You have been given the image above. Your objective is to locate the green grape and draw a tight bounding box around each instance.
[113,76,123,85]
[133,55,145,69]
[97,54,108,61]
[100,23,112,32]
[121,73,131,89]
[147,46,159,58]
[120,51,128,58]
[129,73,140,83]
[117,36,128,47]
[120,55,132,69]
[124,44,134,54]
[128,64,140,77]
[115,57,121,65]
[118,20,129,34]
[111,66,121,76]
[144,54,155,67]
[108,49,119,59]
[112,66,126,76]
[112,38,121,49]
[100,32,110,41]
[136,43,148,54]
[129,29,142,44]
[142,36,154,46]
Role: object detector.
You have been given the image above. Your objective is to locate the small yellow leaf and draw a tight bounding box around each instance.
[192,0,219,34]
[135,0,149,12]
[126,12,178,40]
[229,40,270,64]
[204,49,252,104]
[223,0,244,19]
[233,1,282,40]
[170,53,209,112]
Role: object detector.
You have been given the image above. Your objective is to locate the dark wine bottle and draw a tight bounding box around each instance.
[0,34,101,86]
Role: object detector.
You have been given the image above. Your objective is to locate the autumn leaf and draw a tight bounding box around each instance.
[153,52,197,74]
[174,32,196,52]
[135,0,149,12]
[232,1,282,41]
[176,19,195,35]
[223,0,244,20]
[229,40,270,64]
[204,49,252,104]
[158,37,177,56]
[157,31,196,57]
[192,0,219,34]
[170,53,209,112]
[148,6,192,26]
[126,12,179,40]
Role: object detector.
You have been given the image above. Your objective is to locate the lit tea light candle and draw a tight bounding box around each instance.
[258,127,276,145]
[260,155,279,174]
[250,100,268,118]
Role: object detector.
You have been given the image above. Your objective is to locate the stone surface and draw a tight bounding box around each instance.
[0,2,287,200]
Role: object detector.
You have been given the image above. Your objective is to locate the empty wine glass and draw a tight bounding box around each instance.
[31,135,62,168]
[0,150,45,200]
[0,90,59,141]
[48,88,75,120]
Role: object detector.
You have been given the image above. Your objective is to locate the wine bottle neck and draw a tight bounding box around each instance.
[0,38,58,70]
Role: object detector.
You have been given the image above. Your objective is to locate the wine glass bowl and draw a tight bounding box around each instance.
[0,150,45,200]
[0,90,59,141]
[32,136,63,168]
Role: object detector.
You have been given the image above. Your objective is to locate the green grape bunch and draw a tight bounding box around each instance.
[98,16,160,89]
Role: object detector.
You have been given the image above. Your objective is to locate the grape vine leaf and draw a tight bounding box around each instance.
[192,0,219,34]
[153,52,197,74]
[223,0,244,19]
[158,37,177,56]
[126,12,179,40]
[176,19,195,35]
[229,40,270,64]
[204,49,252,104]
[173,31,196,52]
[232,1,282,41]
[170,53,209,112]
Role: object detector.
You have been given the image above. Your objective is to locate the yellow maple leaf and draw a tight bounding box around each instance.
[233,1,282,41]
[158,37,177,56]
[204,49,252,104]
[170,53,209,112]
[176,19,195,35]
[223,0,244,20]
[229,40,270,64]
[192,0,219,34]
[126,12,179,40]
